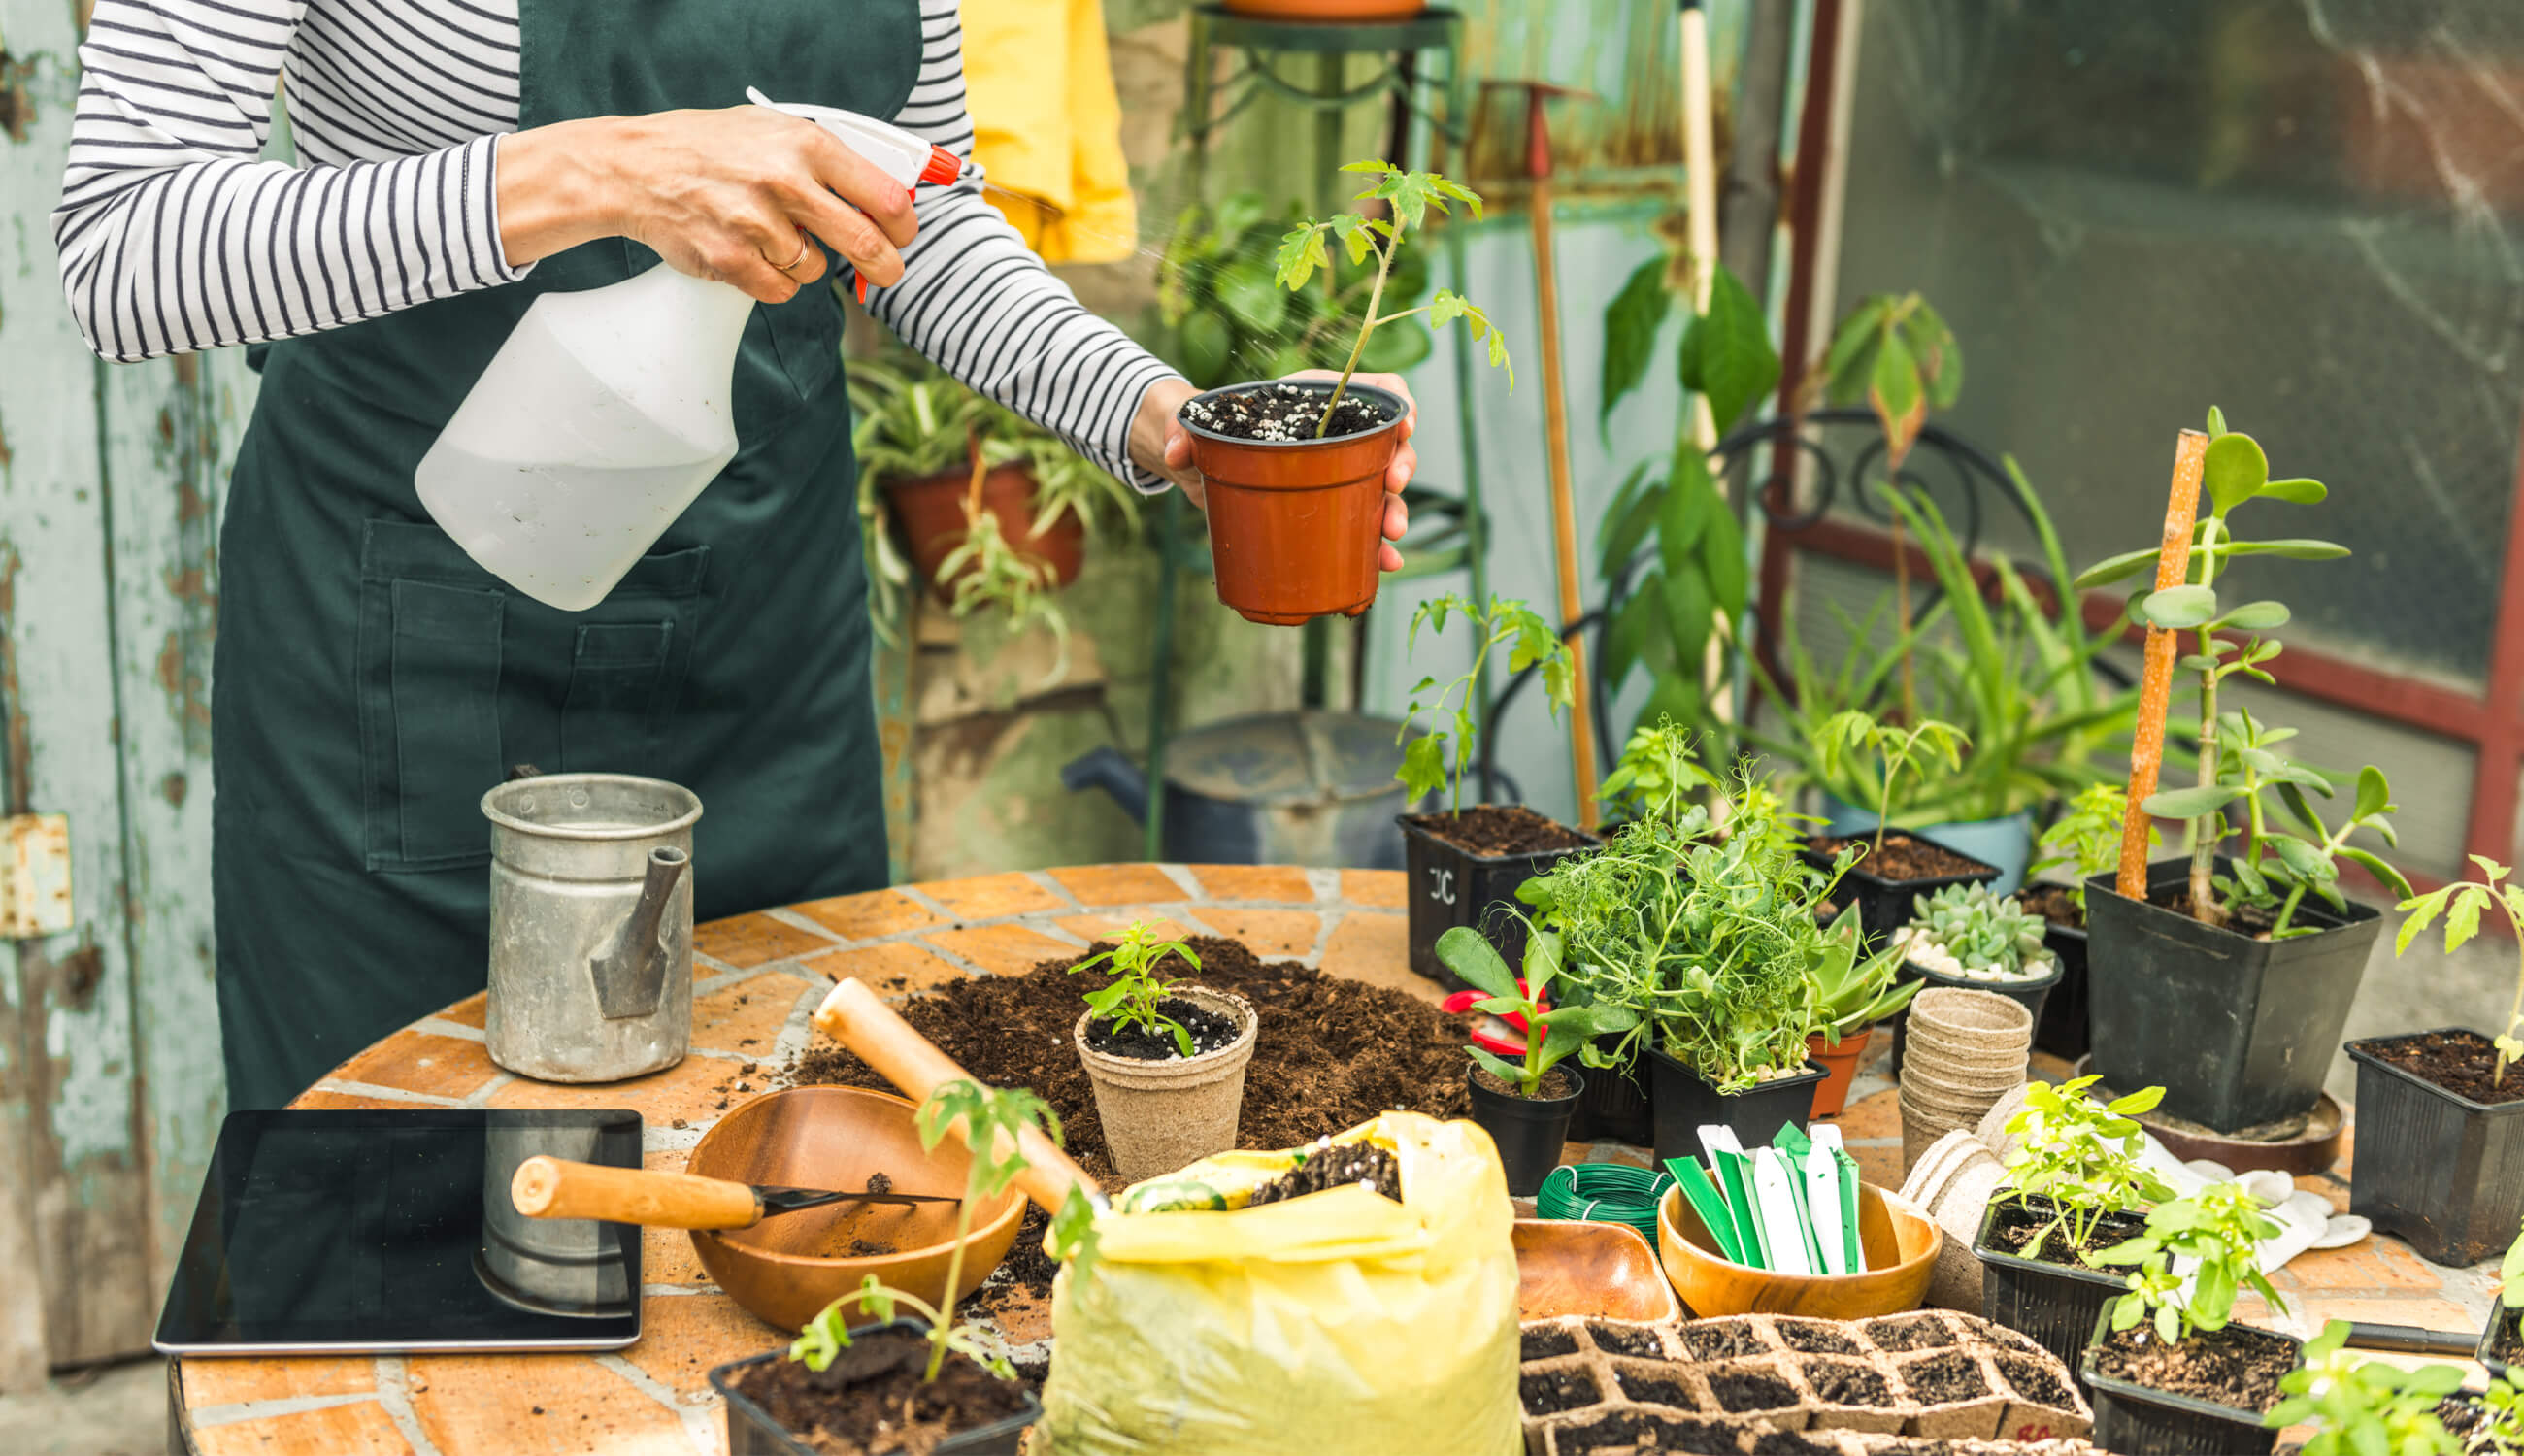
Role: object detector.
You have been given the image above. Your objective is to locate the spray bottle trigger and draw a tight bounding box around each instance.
[854,273,869,304]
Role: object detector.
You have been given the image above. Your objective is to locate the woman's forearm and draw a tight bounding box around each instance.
[494,119,626,268]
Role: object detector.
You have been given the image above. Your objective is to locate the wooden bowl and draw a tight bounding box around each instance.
[1513,1219,1681,1323]
[686,1087,1027,1333]
[1654,1182,1940,1319]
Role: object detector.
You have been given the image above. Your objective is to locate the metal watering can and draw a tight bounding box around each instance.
[482,771,700,1083]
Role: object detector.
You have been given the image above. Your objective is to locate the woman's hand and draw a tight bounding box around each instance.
[1145,371,1420,574]
[495,106,918,304]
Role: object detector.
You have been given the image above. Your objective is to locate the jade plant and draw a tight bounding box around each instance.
[2393,856,2524,1086]
[1997,1075,2175,1254]
[2097,1181,2286,1343]
[2265,1320,2468,1456]
[1434,923,1637,1099]
[1067,920,1204,1058]
[2029,783,2154,920]
[2078,407,2408,934]
[789,1080,1100,1383]
[1395,593,1575,816]
[1812,709,1971,855]
[1597,718,1717,829]
[1896,883,2054,981]
[1273,160,1510,437]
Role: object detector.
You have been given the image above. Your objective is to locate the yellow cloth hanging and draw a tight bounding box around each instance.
[959,0,1139,264]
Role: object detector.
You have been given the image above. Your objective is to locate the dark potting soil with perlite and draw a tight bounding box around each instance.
[1808,834,1989,882]
[1898,1351,1990,1406]
[725,1327,1032,1456]
[2087,1323,2297,1411]
[1614,1368,1703,1410]
[1677,1319,1772,1361]
[1179,382,1391,443]
[1803,1359,1897,1407]
[1245,1140,1402,1206]
[1406,804,1593,858]
[2362,1028,2524,1105]
[1587,1322,1671,1362]
[1080,996,1243,1061]
[1772,1318,1863,1355]
[1522,1366,1605,1415]
[1993,1352,2076,1409]
[1472,1062,1578,1102]
[1705,1369,1802,1413]
[1862,1315,1959,1351]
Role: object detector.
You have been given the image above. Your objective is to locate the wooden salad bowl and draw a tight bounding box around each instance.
[1513,1219,1682,1323]
[1654,1182,1940,1319]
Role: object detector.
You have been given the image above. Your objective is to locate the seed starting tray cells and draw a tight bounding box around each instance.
[1517,1311,2093,1454]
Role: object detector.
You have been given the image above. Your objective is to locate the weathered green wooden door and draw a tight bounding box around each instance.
[0,0,249,1385]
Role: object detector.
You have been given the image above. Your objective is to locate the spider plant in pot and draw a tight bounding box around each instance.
[2077,408,2402,1134]
[1064,921,1258,1186]
[1972,1075,2175,1377]
[1174,159,1510,625]
[712,1080,1102,1456]
[2021,785,2155,1060]
[1434,923,1635,1195]
[1885,883,2062,1075]
[1806,905,1919,1116]
[1393,593,1592,990]
[2080,1181,2301,1456]
[1792,709,1999,946]
[2343,861,2524,1266]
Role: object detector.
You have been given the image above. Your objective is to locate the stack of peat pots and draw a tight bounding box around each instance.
[1898,990,2032,1175]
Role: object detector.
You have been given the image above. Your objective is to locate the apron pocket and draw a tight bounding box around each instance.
[560,621,679,773]
[364,579,507,871]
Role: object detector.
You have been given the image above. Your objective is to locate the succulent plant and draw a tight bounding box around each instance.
[1905,883,2049,976]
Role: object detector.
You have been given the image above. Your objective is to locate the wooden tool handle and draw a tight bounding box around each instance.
[813,977,1104,1214]
[510,1155,762,1230]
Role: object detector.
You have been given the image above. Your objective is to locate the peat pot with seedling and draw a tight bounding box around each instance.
[1435,924,1633,1196]
[2341,858,2524,1266]
[2081,409,2400,1135]
[1174,159,1510,625]
[1392,594,1595,990]
[1795,711,2000,948]
[1066,921,1258,1186]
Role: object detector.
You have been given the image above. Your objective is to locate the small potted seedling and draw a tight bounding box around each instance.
[1973,1075,2175,1376]
[2261,1320,2469,1456]
[2079,1182,2301,1455]
[1174,159,1510,625]
[2079,409,2404,1134]
[1065,920,1258,1186]
[1806,906,1921,1116]
[711,1080,1102,1456]
[2020,784,2154,1059]
[2342,861,2524,1266]
[1798,710,1998,945]
[1433,923,1635,1195]
[1886,883,2062,1075]
[1392,593,1592,991]
[2484,1223,2524,1380]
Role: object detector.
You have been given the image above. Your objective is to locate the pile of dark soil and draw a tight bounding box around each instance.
[1179,382,1390,443]
[1985,1197,2147,1271]
[725,1328,1032,1456]
[1246,1141,1402,1206]
[2017,884,2082,930]
[1406,804,1593,857]
[1079,996,1242,1061]
[1810,834,1991,882]
[2086,1323,2297,1412]
[2361,1029,2524,1106]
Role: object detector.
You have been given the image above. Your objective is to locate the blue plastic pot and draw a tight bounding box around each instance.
[1819,795,2033,895]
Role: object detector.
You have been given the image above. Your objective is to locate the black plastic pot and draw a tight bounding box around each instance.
[2479,1300,2517,1382]
[2342,1029,2524,1267]
[1972,1194,2145,1385]
[2034,919,2090,1060]
[710,1327,1042,1456]
[1886,954,2063,1078]
[1567,1035,1652,1145]
[1643,1046,1824,1166]
[1467,1064,1583,1197]
[1801,832,2000,949]
[1400,811,1598,990]
[2079,1310,2301,1456]
[2083,858,2381,1134]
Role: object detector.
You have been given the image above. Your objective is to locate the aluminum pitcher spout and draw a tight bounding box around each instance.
[589,846,687,1020]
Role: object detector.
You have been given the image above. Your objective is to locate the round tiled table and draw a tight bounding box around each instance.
[168,864,1422,1456]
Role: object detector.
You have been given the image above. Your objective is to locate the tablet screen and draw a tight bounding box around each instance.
[156,1109,643,1354]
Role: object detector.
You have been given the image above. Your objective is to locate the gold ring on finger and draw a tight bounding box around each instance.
[774,240,812,275]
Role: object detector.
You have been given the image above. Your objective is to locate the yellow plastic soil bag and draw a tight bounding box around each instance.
[1035,1112,1521,1455]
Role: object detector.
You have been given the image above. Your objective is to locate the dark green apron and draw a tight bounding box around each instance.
[212,0,921,1109]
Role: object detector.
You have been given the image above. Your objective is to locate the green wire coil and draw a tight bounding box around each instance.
[1534,1162,1676,1246]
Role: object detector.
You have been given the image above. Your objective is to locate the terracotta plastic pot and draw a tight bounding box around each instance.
[884,462,1085,606]
[1807,1028,1874,1118]
[1179,380,1405,625]
[1073,986,1258,1185]
[1221,0,1430,19]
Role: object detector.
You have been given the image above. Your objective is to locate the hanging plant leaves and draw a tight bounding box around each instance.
[1868,330,1926,471]
[1693,265,1782,438]
[1599,258,1672,435]
[1216,256,1288,334]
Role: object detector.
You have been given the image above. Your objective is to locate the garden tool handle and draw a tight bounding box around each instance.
[511,1155,762,1230]
[2341,1321,2482,1357]
[813,976,1106,1214]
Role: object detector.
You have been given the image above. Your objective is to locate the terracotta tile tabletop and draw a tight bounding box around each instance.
[169,864,2506,1455]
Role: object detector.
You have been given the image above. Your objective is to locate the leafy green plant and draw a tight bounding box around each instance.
[1597,718,1718,828]
[789,1080,1100,1383]
[2395,858,2524,1087]
[2265,1320,2466,1456]
[1810,907,1920,1042]
[2472,1374,2524,1456]
[2078,408,2407,935]
[1998,1075,2175,1254]
[1273,160,1508,437]
[1156,190,1435,389]
[1813,710,1971,855]
[2031,783,2154,920]
[1396,594,1575,816]
[1435,924,1638,1099]
[1066,920,1204,1058]
[1899,883,2052,978]
[1811,293,1963,472]
[2098,1181,2286,1343]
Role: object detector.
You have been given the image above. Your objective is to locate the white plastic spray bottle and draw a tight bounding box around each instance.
[413,89,961,612]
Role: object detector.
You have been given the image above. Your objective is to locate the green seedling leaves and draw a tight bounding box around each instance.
[1273,223,1329,290]
[2138,584,2218,629]
[1692,264,1781,437]
[2203,431,2270,514]
[1397,731,1446,804]
[1435,924,1515,999]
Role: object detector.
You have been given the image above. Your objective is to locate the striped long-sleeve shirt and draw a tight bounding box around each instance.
[53,0,1179,488]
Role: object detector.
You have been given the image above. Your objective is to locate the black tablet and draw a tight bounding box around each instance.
[155,1108,643,1355]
